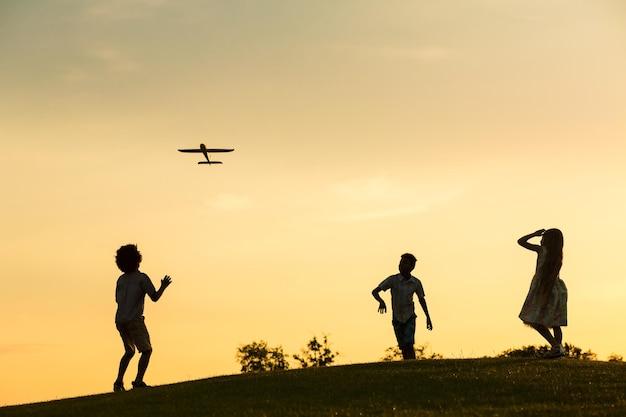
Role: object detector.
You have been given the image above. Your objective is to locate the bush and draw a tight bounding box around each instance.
[381,343,443,361]
[293,335,338,368]
[236,340,289,373]
[498,343,597,360]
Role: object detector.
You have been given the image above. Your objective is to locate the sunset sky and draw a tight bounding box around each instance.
[2,0,626,406]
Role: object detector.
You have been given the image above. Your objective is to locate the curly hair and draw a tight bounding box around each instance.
[115,244,142,273]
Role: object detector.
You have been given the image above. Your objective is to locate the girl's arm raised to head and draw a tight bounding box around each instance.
[517,229,545,252]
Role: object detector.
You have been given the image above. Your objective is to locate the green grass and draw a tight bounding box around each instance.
[2,358,625,416]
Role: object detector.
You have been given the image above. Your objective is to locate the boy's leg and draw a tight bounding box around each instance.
[401,343,416,360]
[399,343,408,360]
[128,317,153,386]
[394,317,417,360]
[114,323,136,390]
[405,316,417,360]
[116,350,134,383]
[135,349,152,384]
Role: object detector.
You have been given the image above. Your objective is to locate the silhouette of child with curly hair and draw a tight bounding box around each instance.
[113,244,172,391]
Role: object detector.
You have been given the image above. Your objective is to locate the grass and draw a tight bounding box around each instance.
[1,358,625,416]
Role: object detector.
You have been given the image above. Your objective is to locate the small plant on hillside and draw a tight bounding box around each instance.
[236,340,289,372]
[608,353,623,362]
[381,346,403,361]
[564,343,597,360]
[293,335,339,368]
[498,345,550,358]
[381,343,443,361]
[498,343,597,360]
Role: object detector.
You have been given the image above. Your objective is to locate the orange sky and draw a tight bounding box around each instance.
[1,0,626,407]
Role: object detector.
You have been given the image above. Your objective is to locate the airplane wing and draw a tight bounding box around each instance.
[178,148,234,153]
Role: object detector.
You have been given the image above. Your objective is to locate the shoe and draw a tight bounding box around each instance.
[545,344,565,359]
[132,380,150,388]
[113,382,125,392]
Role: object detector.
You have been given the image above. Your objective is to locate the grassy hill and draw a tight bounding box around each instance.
[1,358,625,416]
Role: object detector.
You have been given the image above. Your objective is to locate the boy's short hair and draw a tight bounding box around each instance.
[116,244,142,273]
[401,253,417,264]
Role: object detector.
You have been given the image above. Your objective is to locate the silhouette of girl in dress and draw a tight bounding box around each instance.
[518,228,567,358]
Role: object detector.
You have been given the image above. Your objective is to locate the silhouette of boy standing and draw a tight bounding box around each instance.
[372,253,433,359]
[113,244,172,392]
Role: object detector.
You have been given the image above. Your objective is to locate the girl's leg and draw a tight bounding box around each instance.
[532,324,565,358]
[553,326,563,345]
[531,324,558,347]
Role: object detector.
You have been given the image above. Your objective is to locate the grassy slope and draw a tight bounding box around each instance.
[1,358,625,417]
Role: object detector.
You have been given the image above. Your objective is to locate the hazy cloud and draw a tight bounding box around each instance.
[320,176,466,223]
[63,44,140,81]
[88,45,140,73]
[477,0,545,22]
[206,194,252,211]
[64,68,93,82]
[335,43,453,62]
[373,45,453,62]
[83,0,171,20]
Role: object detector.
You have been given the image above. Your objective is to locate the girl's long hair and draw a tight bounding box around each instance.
[538,228,564,299]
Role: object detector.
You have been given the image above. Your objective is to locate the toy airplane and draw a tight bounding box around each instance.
[178,144,234,165]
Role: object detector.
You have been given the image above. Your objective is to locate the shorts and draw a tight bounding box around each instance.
[392,315,416,346]
[116,316,152,353]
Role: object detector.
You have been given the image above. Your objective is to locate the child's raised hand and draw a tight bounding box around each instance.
[161,275,172,288]
[534,229,546,236]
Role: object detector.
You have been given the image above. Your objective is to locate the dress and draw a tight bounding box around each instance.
[519,249,568,327]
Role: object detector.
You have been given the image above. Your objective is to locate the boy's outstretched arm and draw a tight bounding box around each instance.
[419,297,433,330]
[150,275,172,302]
[371,287,387,314]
